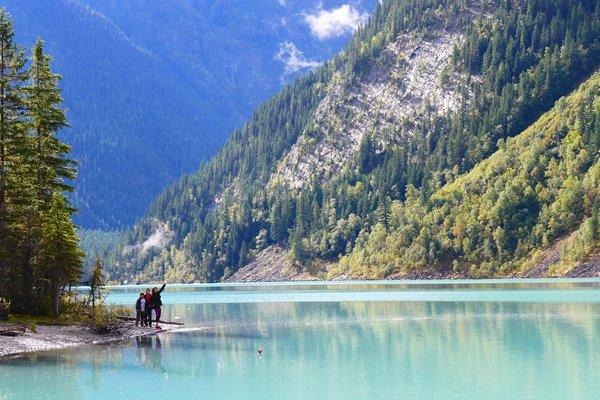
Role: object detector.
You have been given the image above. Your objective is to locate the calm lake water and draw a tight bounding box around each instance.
[1,280,600,399]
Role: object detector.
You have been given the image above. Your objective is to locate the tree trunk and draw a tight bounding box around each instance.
[21,250,32,312]
[0,38,6,298]
[54,283,60,317]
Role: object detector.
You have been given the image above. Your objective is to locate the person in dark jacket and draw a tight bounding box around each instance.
[151,284,166,329]
[144,288,152,326]
[135,292,146,327]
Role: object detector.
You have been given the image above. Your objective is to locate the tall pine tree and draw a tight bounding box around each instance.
[26,38,75,202]
[0,9,83,314]
[40,193,83,316]
[0,9,28,301]
[25,38,80,314]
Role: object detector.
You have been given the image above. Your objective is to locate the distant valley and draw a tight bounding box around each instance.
[0,0,377,228]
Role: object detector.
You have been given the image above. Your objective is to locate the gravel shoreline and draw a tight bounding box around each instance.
[0,323,172,359]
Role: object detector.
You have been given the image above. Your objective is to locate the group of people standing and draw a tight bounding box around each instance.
[135,283,166,329]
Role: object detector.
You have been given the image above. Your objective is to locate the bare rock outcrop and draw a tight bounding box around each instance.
[271,27,474,191]
[227,245,318,282]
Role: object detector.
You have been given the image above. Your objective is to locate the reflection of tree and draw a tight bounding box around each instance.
[153,299,600,395]
[0,352,84,399]
[2,298,600,398]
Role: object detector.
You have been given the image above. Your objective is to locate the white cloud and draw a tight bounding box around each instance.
[303,4,369,40]
[275,41,321,78]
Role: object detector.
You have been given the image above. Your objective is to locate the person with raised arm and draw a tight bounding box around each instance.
[151,284,166,329]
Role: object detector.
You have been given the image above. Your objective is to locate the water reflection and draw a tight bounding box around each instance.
[99,278,600,293]
[135,335,163,372]
[2,298,600,399]
[103,280,600,305]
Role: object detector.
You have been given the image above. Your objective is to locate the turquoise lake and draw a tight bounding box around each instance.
[1,279,600,399]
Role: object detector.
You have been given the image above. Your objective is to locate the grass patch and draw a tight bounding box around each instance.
[7,314,67,326]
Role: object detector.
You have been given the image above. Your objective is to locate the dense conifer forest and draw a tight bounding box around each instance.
[1,0,597,286]
[106,0,599,283]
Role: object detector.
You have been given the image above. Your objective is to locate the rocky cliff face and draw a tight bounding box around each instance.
[226,245,318,282]
[271,21,480,190]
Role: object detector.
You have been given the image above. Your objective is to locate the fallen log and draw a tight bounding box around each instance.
[0,325,27,336]
[117,316,184,326]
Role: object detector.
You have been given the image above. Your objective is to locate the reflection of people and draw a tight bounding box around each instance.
[149,336,163,371]
[135,335,153,350]
[151,284,166,329]
[135,335,151,367]
[135,334,163,371]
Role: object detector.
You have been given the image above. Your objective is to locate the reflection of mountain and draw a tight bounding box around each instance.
[2,299,599,398]
[162,300,600,398]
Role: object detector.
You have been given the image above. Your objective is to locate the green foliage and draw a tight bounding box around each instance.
[0,297,10,321]
[0,10,83,314]
[339,71,600,277]
[112,0,600,282]
[85,305,130,335]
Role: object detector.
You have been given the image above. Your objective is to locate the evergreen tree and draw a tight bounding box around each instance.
[289,223,306,263]
[0,8,28,301]
[0,11,83,314]
[88,257,105,309]
[238,241,249,270]
[376,187,390,230]
[358,133,376,174]
[40,193,83,316]
[25,38,75,202]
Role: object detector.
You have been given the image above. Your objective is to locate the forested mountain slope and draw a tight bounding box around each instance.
[333,70,600,279]
[0,0,377,228]
[110,0,600,283]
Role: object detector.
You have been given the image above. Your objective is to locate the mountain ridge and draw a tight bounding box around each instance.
[102,0,599,283]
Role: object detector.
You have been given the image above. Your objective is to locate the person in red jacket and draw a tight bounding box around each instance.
[144,288,152,326]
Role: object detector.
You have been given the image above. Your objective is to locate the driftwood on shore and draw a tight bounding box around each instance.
[117,316,184,326]
[0,325,27,336]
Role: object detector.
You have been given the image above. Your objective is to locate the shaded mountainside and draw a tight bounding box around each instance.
[106,0,600,283]
[1,0,377,228]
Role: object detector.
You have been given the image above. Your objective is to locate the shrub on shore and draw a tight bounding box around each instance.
[0,297,10,321]
[58,291,132,335]
[86,305,131,335]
